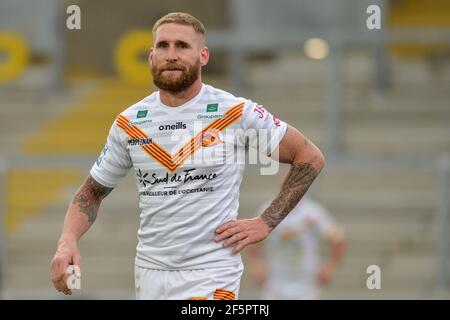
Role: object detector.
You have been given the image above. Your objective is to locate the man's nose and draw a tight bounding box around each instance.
[166,45,178,61]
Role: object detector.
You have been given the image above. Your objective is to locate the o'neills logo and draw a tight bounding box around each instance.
[128,138,153,146]
[201,129,222,147]
[158,122,187,131]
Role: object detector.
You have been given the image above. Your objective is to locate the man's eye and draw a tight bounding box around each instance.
[158,43,168,48]
[178,43,188,48]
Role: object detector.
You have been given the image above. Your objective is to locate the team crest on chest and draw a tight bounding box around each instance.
[201,129,222,147]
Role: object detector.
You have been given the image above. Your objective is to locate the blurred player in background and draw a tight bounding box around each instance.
[50,12,325,299]
[248,173,346,299]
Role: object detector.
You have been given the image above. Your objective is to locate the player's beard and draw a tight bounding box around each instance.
[152,60,200,93]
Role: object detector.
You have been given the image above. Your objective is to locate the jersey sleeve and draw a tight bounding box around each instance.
[237,100,288,156]
[89,119,133,188]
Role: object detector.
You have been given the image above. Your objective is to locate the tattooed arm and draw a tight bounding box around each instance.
[261,124,324,229]
[215,124,324,253]
[51,175,113,295]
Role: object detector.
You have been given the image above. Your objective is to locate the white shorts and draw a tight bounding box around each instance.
[135,262,244,300]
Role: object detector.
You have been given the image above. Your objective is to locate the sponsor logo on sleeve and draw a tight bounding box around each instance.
[272,115,281,127]
[253,105,266,119]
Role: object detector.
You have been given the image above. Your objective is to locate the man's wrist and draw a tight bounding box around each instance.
[258,216,274,233]
[58,234,78,245]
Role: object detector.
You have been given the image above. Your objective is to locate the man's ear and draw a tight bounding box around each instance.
[148,48,154,66]
[200,46,209,66]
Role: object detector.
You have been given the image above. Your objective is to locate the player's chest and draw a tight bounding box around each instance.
[118,102,245,172]
[127,118,242,173]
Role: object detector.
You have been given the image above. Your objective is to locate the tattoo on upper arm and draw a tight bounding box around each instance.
[261,162,318,229]
[72,175,113,222]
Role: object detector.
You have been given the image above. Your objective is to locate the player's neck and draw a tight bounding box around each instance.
[158,78,203,107]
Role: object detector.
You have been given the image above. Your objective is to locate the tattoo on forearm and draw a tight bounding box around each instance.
[72,175,113,223]
[261,163,318,229]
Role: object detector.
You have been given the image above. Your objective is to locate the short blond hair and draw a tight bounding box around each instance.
[152,12,206,37]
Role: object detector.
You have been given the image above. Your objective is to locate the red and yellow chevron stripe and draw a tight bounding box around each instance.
[116,115,174,172]
[116,102,244,172]
[213,288,235,300]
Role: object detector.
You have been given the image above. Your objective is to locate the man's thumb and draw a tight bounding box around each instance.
[72,254,81,277]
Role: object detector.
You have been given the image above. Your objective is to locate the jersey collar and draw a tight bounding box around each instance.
[156,83,205,113]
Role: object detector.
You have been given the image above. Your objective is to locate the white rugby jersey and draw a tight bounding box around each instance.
[90,83,287,270]
[261,197,336,297]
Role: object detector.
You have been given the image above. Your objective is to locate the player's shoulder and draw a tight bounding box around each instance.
[202,83,249,107]
[117,91,158,121]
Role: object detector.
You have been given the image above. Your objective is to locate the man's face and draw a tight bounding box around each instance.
[150,23,209,93]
